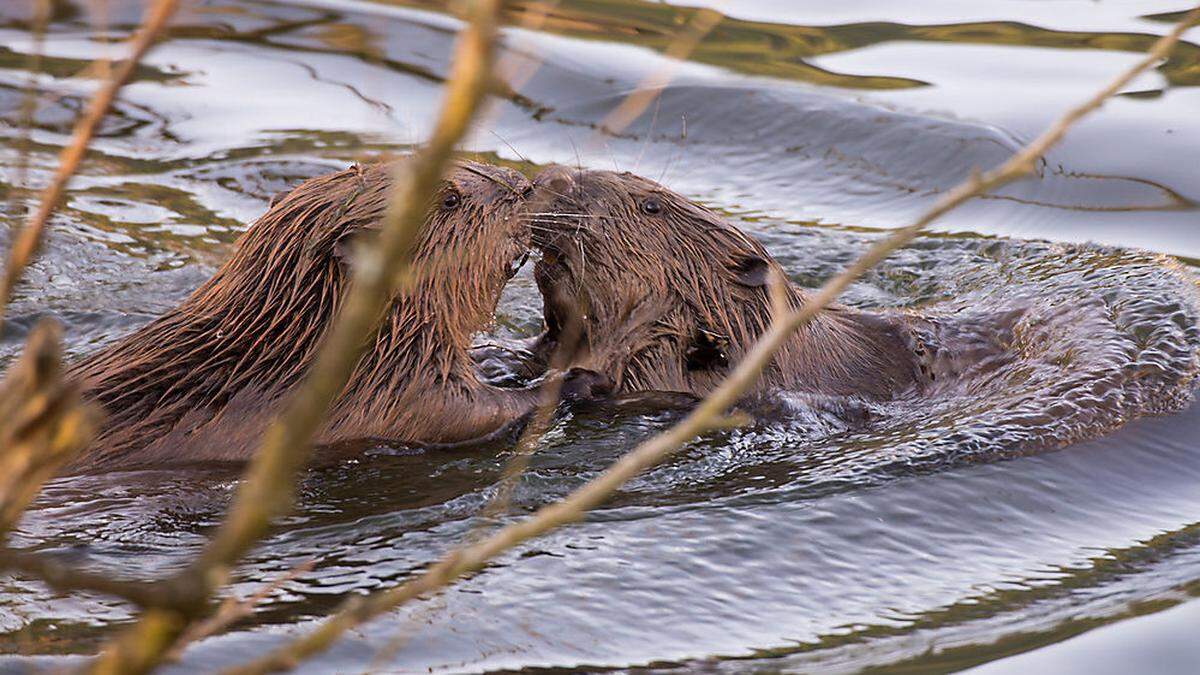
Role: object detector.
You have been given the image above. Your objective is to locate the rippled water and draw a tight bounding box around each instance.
[2,1,1200,672]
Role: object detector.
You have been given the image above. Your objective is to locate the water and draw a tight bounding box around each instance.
[2,1,1200,672]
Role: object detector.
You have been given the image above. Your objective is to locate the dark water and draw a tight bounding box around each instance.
[2,1,1200,672]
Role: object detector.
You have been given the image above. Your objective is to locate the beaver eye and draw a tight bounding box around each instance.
[442,191,461,209]
[640,197,662,215]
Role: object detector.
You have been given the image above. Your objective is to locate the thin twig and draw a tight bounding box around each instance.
[223,7,1200,674]
[8,0,51,216]
[165,561,316,663]
[476,0,724,561]
[87,2,508,674]
[593,6,724,141]
[0,547,174,608]
[471,0,562,153]
[0,0,180,335]
[0,320,97,536]
[476,317,583,522]
[496,0,563,92]
[188,0,504,589]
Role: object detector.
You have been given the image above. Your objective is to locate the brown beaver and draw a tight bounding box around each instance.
[526,166,932,401]
[66,161,551,472]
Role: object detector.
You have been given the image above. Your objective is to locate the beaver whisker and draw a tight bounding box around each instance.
[529,217,605,230]
[530,219,608,242]
[459,163,522,195]
[488,129,532,165]
[575,234,589,280]
[527,212,601,218]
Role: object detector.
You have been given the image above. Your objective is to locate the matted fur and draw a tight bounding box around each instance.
[68,161,540,472]
[529,166,923,400]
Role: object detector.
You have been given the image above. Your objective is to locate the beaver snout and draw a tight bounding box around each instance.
[458,161,532,203]
[529,165,586,250]
[535,164,578,198]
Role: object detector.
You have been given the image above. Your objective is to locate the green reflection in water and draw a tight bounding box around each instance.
[380,0,1200,90]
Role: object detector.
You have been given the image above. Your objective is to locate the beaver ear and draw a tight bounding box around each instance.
[730,254,770,288]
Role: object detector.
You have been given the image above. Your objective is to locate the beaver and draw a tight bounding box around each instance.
[66,161,554,472]
[525,165,933,401]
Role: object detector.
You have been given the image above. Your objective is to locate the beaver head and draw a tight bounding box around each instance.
[69,160,535,469]
[528,166,921,399]
[529,165,783,394]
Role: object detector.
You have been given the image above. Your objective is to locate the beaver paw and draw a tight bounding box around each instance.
[559,367,613,402]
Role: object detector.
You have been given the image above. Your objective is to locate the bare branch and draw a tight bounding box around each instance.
[223,7,1200,674]
[0,321,97,534]
[595,7,724,139]
[87,1,510,673]
[0,0,180,334]
[7,0,51,216]
[0,547,174,608]
[165,561,316,663]
[476,0,723,565]
[189,0,505,588]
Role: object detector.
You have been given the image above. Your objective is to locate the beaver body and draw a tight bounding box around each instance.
[527,166,931,401]
[68,161,542,472]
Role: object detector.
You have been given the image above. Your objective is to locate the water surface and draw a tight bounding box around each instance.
[2,1,1200,673]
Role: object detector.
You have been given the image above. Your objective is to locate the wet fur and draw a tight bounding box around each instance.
[529,166,925,400]
[67,161,540,472]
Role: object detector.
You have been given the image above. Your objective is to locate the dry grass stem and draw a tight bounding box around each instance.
[476,318,585,522]
[470,0,562,156]
[476,2,725,527]
[593,6,724,142]
[0,0,180,335]
[222,7,1200,673]
[478,0,723,555]
[0,547,173,607]
[495,0,563,92]
[190,0,504,584]
[0,320,97,534]
[8,0,51,216]
[88,1,509,673]
[165,561,316,663]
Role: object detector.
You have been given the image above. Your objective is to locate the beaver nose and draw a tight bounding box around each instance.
[534,165,577,198]
[458,162,531,200]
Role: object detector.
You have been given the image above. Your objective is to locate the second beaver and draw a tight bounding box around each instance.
[526,166,935,401]
[67,161,555,472]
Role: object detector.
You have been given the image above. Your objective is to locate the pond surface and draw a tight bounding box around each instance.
[2,1,1200,673]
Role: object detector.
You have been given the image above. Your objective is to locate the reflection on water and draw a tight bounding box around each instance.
[2,0,1200,672]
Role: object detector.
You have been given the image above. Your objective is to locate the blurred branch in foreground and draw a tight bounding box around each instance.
[8,0,50,221]
[477,0,724,538]
[224,6,1200,674]
[0,0,185,629]
[0,0,180,335]
[85,1,509,674]
[164,560,316,663]
[0,320,96,535]
[594,5,723,140]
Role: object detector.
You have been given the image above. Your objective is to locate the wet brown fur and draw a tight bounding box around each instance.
[67,161,541,472]
[529,166,925,400]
